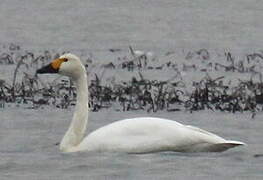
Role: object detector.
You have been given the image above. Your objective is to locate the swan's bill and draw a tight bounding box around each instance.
[36,58,67,74]
[36,63,58,74]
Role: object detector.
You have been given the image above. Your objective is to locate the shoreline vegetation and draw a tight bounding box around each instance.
[1,43,263,117]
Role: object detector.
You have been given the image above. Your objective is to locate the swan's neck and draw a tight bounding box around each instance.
[60,72,89,152]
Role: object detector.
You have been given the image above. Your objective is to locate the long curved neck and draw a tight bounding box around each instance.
[60,72,89,152]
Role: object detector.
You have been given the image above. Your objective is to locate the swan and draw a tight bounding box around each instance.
[36,53,245,153]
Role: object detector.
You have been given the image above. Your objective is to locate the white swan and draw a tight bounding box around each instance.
[36,53,245,153]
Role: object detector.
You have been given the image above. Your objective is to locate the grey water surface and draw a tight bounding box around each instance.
[0,108,262,179]
[1,0,263,52]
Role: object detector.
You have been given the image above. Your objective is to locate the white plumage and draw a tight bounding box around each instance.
[37,53,245,153]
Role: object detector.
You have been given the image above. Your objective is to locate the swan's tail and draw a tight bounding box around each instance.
[209,140,245,152]
[225,140,246,146]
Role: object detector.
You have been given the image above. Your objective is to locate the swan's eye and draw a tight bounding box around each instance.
[63,58,68,62]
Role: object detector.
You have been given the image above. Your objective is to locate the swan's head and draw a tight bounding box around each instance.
[36,53,86,79]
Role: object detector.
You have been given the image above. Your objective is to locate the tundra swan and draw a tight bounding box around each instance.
[36,53,244,153]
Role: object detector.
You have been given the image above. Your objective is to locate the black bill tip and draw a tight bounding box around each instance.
[36,64,58,74]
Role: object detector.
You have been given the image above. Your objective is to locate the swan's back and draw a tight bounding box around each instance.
[75,117,243,153]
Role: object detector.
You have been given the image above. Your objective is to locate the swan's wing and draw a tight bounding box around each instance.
[185,125,245,144]
[78,118,187,152]
[203,141,245,152]
[184,125,245,152]
[185,125,225,140]
[77,118,245,153]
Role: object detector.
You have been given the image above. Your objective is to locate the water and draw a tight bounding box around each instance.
[0,0,263,53]
[0,108,262,179]
[1,0,263,179]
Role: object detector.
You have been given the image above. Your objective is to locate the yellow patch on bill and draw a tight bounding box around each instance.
[51,58,65,70]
